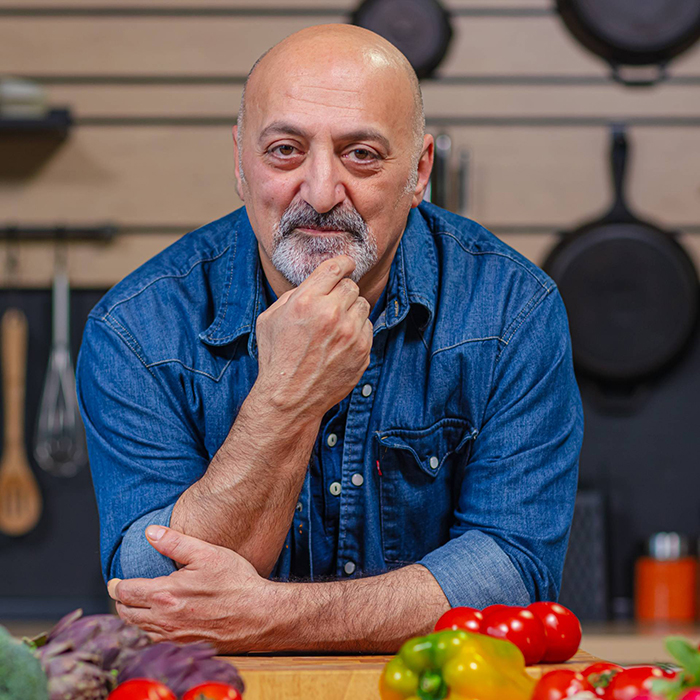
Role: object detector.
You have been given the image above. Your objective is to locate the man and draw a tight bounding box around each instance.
[77,24,583,653]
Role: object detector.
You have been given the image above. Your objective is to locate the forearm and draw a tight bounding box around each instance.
[254,565,450,653]
[170,382,321,576]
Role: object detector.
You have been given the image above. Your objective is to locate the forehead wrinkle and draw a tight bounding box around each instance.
[295,83,362,95]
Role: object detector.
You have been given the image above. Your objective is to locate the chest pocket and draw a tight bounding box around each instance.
[374,417,477,565]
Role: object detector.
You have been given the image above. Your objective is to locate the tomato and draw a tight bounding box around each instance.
[532,669,594,700]
[181,683,242,700]
[605,666,672,700]
[680,691,700,700]
[434,607,484,633]
[481,604,510,618]
[108,679,177,700]
[481,606,547,665]
[582,662,623,697]
[528,602,582,663]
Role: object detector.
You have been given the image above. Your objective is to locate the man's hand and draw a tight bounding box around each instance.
[108,525,274,651]
[167,254,376,577]
[254,255,373,417]
[108,525,450,654]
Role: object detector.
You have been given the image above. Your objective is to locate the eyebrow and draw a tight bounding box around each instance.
[258,121,392,153]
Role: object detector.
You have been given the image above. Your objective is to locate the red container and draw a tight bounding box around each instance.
[635,533,696,622]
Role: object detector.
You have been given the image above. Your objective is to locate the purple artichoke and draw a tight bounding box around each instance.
[118,642,245,697]
[35,609,151,674]
[38,645,112,700]
[30,609,153,700]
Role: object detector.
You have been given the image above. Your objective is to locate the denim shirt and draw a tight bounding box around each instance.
[259,276,389,578]
[77,202,583,608]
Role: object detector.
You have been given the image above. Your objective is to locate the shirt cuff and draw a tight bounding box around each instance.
[419,529,531,608]
[120,503,178,579]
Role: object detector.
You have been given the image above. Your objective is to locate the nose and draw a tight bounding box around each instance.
[300,149,346,214]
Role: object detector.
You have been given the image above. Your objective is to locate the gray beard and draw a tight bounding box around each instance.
[270,204,379,286]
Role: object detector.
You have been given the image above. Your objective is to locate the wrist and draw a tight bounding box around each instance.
[250,581,304,651]
[244,381,322,435]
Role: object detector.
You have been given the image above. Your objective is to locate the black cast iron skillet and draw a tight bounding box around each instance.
[351,0,453,79]
[556,0,700,85]
[543,125,699,384]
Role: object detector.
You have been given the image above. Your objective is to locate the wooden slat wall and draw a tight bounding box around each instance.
[1,2,700,287]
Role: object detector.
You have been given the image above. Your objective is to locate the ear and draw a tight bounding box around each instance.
[411,134,434,208]
[232,125,245,202]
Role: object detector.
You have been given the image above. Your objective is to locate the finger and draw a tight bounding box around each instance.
[145,525,217,567]
[327,277,360,310]
[347,294,371,323]
[109,577,160,608]
[116,601,156,627]
[295,255,356,296]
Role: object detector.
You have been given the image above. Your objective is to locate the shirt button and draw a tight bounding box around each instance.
[327,433,338,447]
[351,473,364,487]
[295,502,303,512]
[361,384,372,397]
[344,561,356,575]
[429,456,439,470]
[329,481,342,496]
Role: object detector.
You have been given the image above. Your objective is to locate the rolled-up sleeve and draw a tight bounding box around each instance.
[419,286,583,607]
[77,317,209,582]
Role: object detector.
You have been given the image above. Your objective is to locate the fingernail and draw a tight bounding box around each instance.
[146,525,166,541]
[107,578,121,599]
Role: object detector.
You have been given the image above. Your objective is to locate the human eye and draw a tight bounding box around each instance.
[269,143,299,158]
[345,147,380,163]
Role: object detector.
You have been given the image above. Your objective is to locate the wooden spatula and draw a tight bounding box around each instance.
[0,308,42,536]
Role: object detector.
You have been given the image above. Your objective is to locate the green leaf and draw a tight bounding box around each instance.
[651,676,685,700]
[667,637,700,684]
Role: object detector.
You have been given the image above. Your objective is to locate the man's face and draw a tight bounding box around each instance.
[233,45,429,288]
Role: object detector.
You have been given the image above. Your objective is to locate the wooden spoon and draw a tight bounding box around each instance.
[0,308,42,536]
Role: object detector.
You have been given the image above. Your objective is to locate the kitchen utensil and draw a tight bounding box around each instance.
[457,148,471,218]
[351,0,453,79]
[0,308,42,536]
[431,133,452,209]
[34,248,87,477]
[543,125,699,383]
[556,0,700,86]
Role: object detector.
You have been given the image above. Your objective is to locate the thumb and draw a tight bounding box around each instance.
[145,525,213,566]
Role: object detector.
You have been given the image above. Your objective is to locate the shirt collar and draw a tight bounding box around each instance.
[199,205,436,357]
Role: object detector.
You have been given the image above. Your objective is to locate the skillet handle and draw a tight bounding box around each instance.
[608,124,632,221]
[611,62,668,87]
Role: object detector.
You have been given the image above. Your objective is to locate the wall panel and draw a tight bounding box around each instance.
[5,15,700,78]
[4,127,700,228]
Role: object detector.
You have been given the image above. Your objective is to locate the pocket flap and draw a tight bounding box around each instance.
[374,417,477,476]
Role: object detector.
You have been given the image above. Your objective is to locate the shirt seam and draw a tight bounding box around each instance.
[433,230,551,291]
[100,315,156,377]
[499,284,553,351]
[146,356,234,382]
[431,336,504,358]
[96,244,232,319]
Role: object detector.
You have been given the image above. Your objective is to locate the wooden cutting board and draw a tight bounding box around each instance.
[222,649,601,699]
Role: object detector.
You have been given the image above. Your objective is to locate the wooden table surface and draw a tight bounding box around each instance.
[222,649,600,699]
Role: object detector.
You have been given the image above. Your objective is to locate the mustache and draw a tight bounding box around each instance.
[276,202,367,241]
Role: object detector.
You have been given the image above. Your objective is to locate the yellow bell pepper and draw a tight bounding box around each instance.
[379,629,536,700]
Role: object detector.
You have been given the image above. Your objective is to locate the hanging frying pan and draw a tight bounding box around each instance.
[543,125,699,384]
[556,0,700,85]
[351,0,453,79]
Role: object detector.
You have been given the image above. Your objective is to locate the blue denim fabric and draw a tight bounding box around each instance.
[261,277,388,578]
[77,202,583,607]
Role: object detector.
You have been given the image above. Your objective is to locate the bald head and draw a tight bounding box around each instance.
[237,24,425,169]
